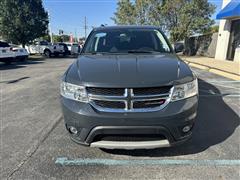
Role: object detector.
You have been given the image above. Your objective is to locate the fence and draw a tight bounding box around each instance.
[184,32,218,58]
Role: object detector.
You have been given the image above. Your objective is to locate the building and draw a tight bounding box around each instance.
[215,0,240,62]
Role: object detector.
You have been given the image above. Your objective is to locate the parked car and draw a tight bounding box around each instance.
[26,41,49,54]
[60,26,199,150]
[174,41,184,53]
[26,41,68,57]
[66,43,80,55]
[12,46,29,61]
[58,43,71,56]
[0,41,15,64]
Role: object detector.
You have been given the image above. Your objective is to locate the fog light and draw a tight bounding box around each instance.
[182,125,191,133]
[69,126,78,135]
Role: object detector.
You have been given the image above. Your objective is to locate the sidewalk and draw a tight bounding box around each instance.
[180,56,240,80]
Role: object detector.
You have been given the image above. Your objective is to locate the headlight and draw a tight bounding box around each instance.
[171,79,198,101]
[60,81,89,102]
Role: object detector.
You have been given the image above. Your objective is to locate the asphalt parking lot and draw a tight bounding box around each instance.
[1,57,239,179]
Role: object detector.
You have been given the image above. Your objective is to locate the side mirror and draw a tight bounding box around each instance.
[174,43,184,53]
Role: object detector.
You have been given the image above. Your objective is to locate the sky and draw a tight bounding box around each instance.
[43,0,223,38]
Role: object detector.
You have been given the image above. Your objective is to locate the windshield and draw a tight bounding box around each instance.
[83,29,171,54]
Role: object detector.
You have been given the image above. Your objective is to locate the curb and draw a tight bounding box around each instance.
[184,61,240,80]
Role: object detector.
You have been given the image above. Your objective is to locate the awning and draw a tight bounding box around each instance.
[216,0,240,19]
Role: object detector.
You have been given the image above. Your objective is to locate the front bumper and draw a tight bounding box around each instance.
[61,95,198,149]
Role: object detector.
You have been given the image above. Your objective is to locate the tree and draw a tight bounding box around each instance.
[62,34,70,42]
[112,0,163,26]
[52,35,62,43]
[113,0,215,43]
[112,0,136,25]
[39,34,51,42]
[161,0,216,42]
[206,25,219,34]
[52,34,70,43]
[0,0,49,47]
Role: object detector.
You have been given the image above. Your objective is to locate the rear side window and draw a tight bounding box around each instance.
[0,41,10,47]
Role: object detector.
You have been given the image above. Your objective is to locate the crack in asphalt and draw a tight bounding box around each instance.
[7,115,63,180]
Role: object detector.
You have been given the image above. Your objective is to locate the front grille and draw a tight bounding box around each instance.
[133,86,171,96]
[87,87,124,96]
[133,99,166,109]
[87,86,172,112]
[94,100,125,109]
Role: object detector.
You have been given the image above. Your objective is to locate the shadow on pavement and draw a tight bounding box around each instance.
[7,76,30,84]
[0,57,44,71]
[0,55,76,70]
[102,79,240,157]
[46,54,79,59]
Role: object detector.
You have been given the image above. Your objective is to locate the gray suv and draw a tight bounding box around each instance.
[60,26,198,149]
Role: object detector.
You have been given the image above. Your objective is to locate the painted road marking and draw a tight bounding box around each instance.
[200,95,240,97]
[211,84,240,90]
[199,90,240,97]
[199,80,240,83]
[55,157,240,166]
[198,80,240,89]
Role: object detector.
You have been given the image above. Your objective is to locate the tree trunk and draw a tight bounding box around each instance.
[184,37,190,56]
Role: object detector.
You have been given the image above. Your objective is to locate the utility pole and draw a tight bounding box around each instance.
[84,16,87,40]
[47,10,53,43]
[74,28,77,42]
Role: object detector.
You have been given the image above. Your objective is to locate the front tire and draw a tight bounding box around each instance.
[44,50,51,58]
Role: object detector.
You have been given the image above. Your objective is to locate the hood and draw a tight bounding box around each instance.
[65,54,194,88]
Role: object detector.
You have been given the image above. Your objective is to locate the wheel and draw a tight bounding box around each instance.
[44,50,51,58]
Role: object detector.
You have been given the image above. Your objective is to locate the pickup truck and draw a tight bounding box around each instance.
[26,41,68,57]
[60,26,198,150]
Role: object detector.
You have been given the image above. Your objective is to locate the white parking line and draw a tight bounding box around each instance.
[210,84,240,90]
[200,95,240,97]
[199,89,240,97]
[55,157,240,166]
[199,80,240,83]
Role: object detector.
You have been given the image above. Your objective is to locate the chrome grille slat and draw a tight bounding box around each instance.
[88,94,126,101]
[130,93,170,99]
[87,86,173,112]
